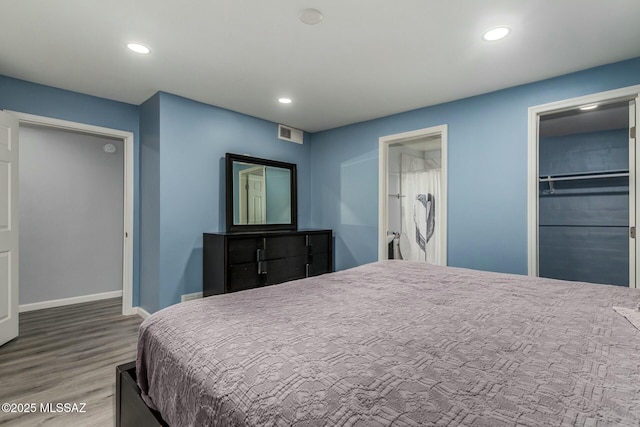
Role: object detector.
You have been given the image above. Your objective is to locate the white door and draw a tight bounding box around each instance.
[0,112,19,346]
[247,168,266,224]
[239,166,266,224]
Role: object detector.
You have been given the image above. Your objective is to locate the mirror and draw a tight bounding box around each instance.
[226,153,297,232]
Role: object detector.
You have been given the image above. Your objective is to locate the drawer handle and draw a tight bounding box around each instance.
[258,261,267,275]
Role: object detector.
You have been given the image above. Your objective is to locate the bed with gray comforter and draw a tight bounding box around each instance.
[136,260,640,426]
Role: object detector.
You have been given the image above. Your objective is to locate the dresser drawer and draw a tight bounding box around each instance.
[264,235,306,259]
[308,252,331,276]
[308,233,330,254]
[228,238,260,264]
[227,263,262,292]
[263,256,307,285]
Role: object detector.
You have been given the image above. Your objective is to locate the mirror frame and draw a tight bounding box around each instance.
[225,153,298,232]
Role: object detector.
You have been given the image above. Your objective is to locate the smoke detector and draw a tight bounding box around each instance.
[300,9,323,25]
[103,143,117,154]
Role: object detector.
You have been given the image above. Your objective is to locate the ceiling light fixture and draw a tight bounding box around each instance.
[126,43,151,54]
[579,104,598,111]
[299,8,323,25]
[482,27,511,41]
[278,98,293,104]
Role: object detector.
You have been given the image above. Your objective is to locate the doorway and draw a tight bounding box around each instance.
[528,85,640,288]
[11,112,134,314]
[239,166,266,224]
[378,125,448,264]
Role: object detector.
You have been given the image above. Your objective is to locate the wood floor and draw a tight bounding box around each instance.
[0,298,142,427]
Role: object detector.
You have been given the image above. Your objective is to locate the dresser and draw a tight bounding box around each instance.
[203,229,333,296]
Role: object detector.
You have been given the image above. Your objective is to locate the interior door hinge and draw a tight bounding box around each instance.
[631,126,636,139]
[631,226,636,239]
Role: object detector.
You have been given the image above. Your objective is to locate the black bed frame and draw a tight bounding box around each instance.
[115,362,169,427]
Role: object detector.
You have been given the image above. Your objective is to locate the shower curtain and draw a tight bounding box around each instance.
[400,153,442,264]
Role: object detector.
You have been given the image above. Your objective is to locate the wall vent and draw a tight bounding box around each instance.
[278,124,303,144]
[181,292,203,302]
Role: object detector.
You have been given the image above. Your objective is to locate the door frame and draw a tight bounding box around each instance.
[527,85,640,288]
[9,112,135,314]
[378,125,448,264]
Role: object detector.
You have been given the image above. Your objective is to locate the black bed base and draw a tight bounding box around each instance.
[115,362,169,427]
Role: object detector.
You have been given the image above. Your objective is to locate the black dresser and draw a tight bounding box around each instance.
[203,229,333,296]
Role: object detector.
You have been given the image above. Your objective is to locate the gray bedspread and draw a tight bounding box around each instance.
[136,261,640,426]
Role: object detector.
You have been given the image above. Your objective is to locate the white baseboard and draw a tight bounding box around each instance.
[133,306,151,319]
[19,290,123,313]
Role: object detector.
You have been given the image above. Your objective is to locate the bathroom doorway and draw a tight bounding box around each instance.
[378,125,447,264]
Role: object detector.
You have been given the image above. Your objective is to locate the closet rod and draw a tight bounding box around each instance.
[539,172,629,183]
[539,224,629,228]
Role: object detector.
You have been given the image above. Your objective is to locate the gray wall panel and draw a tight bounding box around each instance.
[539,129,628,176]
[539,184,629,227]
[538,127,629,286]
[539,226,628,286]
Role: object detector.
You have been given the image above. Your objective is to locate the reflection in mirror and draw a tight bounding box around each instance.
[226,153,297,232]
[232,162,292,225]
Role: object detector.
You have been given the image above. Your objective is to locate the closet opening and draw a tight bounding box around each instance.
[538,101,631,286]
[528,85,640,288]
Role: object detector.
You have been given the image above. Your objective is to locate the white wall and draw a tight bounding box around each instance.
[19,125,124,305]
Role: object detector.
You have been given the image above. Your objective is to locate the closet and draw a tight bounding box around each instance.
[537,101,632,286]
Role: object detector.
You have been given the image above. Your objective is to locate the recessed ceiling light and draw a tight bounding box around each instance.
[482,27,511,41]
[300,8,323,25]
[126,43,151,54]
[278,98,293,104]
[579,104,598,111]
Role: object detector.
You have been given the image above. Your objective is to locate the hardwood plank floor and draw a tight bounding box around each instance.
[0,298,142,427]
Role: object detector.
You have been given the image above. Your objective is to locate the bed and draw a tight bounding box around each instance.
[118,260,640,426]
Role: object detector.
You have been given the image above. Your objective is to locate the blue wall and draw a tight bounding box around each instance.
[0,76,141,305]
[309,57,640,274]
[140,92,311,310]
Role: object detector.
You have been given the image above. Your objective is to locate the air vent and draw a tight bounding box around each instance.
[278,124,303,144]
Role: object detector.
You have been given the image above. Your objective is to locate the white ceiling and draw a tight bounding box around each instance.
[1,0,639,133]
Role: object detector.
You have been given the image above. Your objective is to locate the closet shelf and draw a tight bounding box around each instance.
[538,169,629,182]
[539,169,629,194]
[539,224,629,228]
